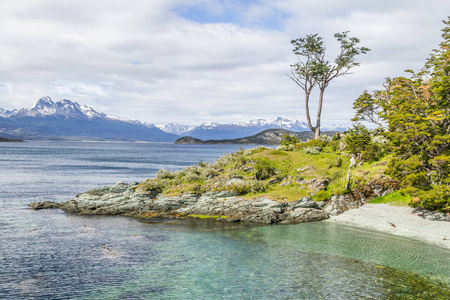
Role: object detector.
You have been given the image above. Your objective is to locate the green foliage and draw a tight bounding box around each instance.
[361,143,384,162]
[280,134,300,147]
[226,179,267,194]
[253,158,276,180]
[344,123,371,154]
[352,90,385,127]
[386,155,429,189]
[409,185,450,212]
[296,139,325,149]
[357,18,450,211]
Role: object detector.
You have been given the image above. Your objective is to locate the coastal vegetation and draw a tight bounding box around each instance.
[136,134,392,203]
[352,17,450,213]
[137,18,450,214]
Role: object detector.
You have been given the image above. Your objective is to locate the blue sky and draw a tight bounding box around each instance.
[174,0,288,30]
[0,0,449,126]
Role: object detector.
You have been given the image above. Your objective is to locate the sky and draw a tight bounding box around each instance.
[0,0,449,126]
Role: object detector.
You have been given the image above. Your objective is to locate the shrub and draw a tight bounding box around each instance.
[386,155,429,189]
[361,143,384,162]
[344,123,371,155]
[304,139,325,148]
[317,134,331,144]
[140,178,168,193]
[226,180,267,194]
[156,169,176,180]
[281,134,300,146]
[253,158,276,180]
[304,147,322,155]
[409,185,450,212]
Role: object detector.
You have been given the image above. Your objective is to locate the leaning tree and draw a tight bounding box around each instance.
[289,32,370,138]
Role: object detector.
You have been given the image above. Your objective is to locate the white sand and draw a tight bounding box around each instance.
[325,204,450,249]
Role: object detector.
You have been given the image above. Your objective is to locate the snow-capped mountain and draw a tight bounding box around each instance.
[0,97,177,142]
[232,117,309,130]
[157,117,346,140]
[156,123,195,135]
[2,96,154,127]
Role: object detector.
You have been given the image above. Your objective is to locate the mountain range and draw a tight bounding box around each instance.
[0,97,178,142]
[158,117,347,140]
[0,97,347,142]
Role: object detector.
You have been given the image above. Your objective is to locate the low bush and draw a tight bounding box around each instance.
[304,147,322,155]
[253,158,276,180]
[408,185,450,212]
[226,179,267,194]
[280,134,300,147]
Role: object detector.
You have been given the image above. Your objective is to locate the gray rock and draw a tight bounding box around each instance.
[31,181,393,225]
[280,208,329,224]
[412,207,450,222]
[291,197,318,209]
[323,194,361,216]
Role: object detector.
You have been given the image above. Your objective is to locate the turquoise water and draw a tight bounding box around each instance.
[1,141,449,299]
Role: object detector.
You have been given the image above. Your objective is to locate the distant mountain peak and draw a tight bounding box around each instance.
[33,96,55,110]
[0,96,177,142]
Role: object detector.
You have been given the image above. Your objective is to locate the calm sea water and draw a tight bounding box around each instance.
[1,141,449,299]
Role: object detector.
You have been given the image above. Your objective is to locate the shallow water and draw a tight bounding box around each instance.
[1,141,449,299]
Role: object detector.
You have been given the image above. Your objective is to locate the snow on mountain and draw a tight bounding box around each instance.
[1,96,156,128]
[0,96,175,141]
[158,117,310,135]
[0,107,16,117]
[232,117,309,130]
[157,117,347,140]
[156,123,195,135]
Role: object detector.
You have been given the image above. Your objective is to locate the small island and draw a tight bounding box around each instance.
[0,136,25,142]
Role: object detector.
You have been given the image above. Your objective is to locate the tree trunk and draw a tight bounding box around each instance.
[304,90,315,132]
[314,127,321,139]
[314,88,325,139]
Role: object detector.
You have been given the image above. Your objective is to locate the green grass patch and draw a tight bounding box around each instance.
[369,191,412,206]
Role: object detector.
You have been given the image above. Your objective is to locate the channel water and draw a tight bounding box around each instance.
[0,141,449,299]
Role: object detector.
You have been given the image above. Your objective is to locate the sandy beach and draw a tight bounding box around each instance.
[325,204,450,249]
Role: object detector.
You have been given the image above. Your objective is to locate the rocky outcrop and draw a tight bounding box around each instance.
[30,182,330,224]
[412,207,450,222]
[30,177,401,224]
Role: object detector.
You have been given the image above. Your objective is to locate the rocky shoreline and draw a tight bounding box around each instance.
[29,182,365,224]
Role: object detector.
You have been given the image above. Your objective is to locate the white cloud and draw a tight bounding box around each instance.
[0,0,449,126]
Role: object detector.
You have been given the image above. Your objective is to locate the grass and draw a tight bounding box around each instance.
[369,191,412,206]
[134,145,392,203]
